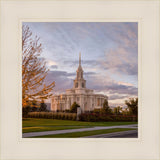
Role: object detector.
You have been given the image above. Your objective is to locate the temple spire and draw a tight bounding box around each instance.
[79,52,81,66]
[74,52,85,89]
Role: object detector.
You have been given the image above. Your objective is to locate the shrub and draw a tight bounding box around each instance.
[31,106,38,112]
[27,112,77,121]
[78,113,137,122]
[72,114,77,121]
[93,109,101,113]
[65,109,70,113]
[65,114,68,120]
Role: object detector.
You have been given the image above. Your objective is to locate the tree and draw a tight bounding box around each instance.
[121,108,130,115]
[30,100,38,111]
[101,100,112,114]
[125,97,138,115]
[22,25,55,107]
[113,106,122,115]
[39,100,48,112]
[70,102,80,113]
[22,105,31,117]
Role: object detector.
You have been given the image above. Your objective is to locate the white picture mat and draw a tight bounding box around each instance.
[0,0,159,160]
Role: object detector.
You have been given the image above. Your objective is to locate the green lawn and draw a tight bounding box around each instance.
[31,128,136,138]
[23,126,91,133]
[23,118,137,133]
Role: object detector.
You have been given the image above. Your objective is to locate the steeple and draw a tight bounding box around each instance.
[77,52,83,71]
[79,52,81,67]
[77,52,83,75]
[74,52,86,89]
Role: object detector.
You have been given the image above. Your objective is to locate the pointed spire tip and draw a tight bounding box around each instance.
[79,52,81,66]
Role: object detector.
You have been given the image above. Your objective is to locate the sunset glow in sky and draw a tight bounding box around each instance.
[23,22,138,107]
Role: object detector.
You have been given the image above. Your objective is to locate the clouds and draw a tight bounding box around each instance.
[45,71,73,93]
[99,47,138,76]
[47,67,138,98]
[25,22,137,60]
[105,84,138,95]
[45,70,97,93]
[63,59,99,67]
[50,65,58,69]
[109,95,128,100]
[85,74,138,96]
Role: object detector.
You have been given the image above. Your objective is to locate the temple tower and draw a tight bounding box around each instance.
[74,52,86,89]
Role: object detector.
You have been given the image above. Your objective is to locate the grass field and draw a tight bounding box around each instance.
[31,128,135,138]
[23,118,137,133]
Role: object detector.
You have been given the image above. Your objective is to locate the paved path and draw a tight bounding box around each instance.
[23,124,137,138]
[82,130,138,138]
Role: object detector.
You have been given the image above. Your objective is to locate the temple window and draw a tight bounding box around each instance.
[97,98,100,106]
[75,82,78,88]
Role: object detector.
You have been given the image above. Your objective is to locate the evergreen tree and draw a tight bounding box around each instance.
[70,102,80,113]
[102,100,112,114]
[39,100,48,112]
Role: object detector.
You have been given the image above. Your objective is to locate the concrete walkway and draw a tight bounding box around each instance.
[23,124,137,138]
[82,130,138,138]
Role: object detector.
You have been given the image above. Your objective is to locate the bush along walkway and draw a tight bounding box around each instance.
[23,124,137,138]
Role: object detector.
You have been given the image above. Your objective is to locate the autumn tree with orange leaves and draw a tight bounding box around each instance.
[22,25,55,107]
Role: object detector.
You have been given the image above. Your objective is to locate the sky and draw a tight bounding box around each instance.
[23,22,138,107]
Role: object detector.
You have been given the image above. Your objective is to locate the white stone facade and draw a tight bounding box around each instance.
[51,53,108,112]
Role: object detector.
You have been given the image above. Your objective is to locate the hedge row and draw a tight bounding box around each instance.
[27,112,77,121]
[78,113,137,122]
[27,112,137,122]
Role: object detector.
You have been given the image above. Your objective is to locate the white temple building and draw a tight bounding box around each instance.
[51,53,108,112]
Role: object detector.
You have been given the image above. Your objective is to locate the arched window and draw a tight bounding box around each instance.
[82,82,84,88]
[75,82,78,88]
